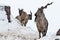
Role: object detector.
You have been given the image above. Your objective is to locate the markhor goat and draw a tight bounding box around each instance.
[16,9,32,26]
[35,2,53,38]
[5,6,11,23]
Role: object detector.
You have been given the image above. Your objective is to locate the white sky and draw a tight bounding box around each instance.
[0,0,60,36]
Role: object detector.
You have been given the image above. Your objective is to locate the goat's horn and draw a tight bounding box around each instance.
[30,11,32,14]
[50,2,53,4]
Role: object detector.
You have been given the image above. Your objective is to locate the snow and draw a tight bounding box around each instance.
[0,9,39,40]
[0,7,60,40]
[0,27,39,40]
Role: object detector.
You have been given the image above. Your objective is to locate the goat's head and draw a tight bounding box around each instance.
[35,8,44,17]
[18,8,23,16]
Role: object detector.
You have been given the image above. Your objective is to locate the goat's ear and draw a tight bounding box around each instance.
[18,8,20,11]
[9,6,10,8]
[18,9,23,11]
[21,9,23,11]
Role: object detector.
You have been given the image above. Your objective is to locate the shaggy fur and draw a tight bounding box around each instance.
[16,9,32,26]
[56,29,60,35]
[34,2,53,38]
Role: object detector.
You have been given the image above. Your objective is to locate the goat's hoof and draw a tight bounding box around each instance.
[8,21,11,23]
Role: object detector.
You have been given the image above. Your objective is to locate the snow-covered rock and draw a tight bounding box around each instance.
[0,26,39,40]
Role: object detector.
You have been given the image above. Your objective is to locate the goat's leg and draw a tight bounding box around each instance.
[39,31,41,39]
[24,20,28,26]
[20,20,23,26]
[42,27,48,37]
[7,15,11,23]
[21,23,23,26]
[24,24,26,26]
[42,31,46,37]
[23,21,26,26]
[42,29,47,37]
[24,22,27,26]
